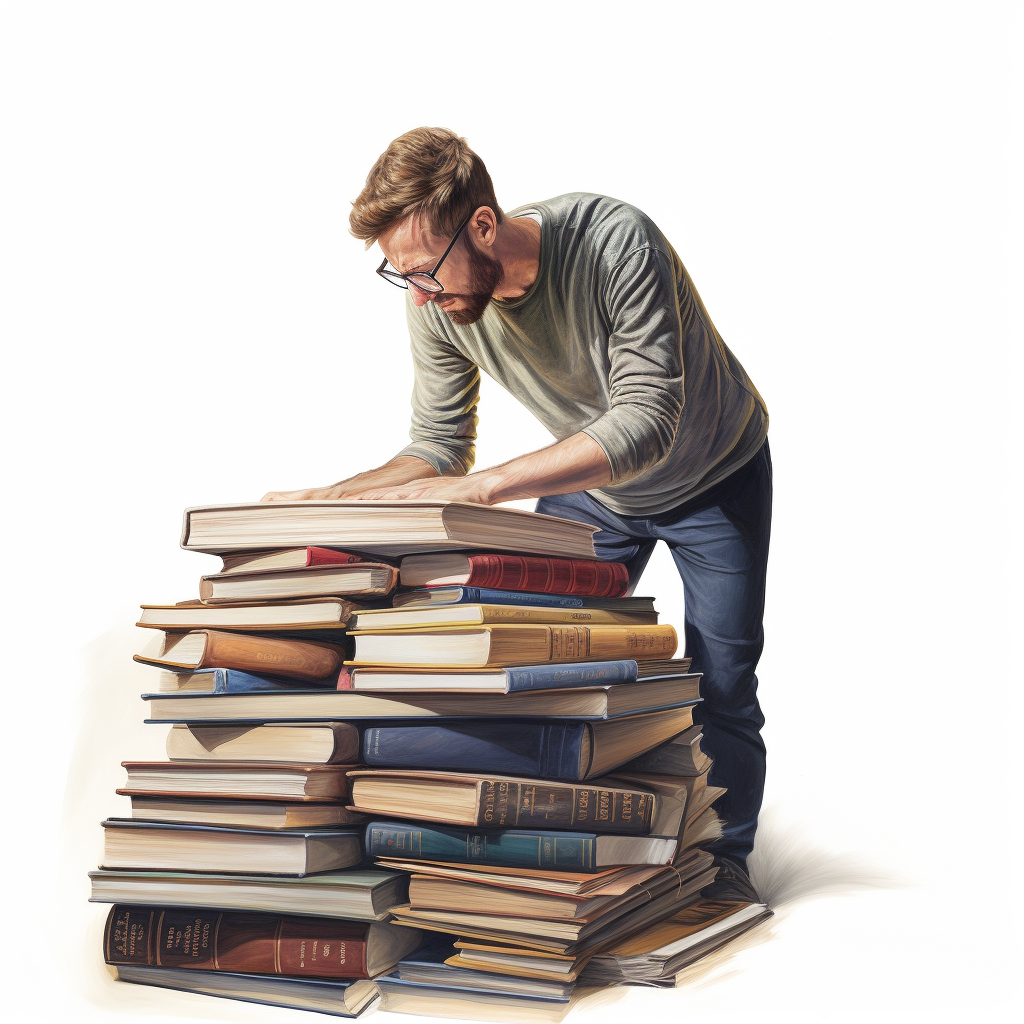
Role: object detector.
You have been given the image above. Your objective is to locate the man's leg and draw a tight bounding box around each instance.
[653,442,773,869]
[535,490,657,589]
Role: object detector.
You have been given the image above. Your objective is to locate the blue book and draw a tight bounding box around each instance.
[362,705,695,781]
[394,586,657,612]
[366,820,676,872]
[156,667,322,695]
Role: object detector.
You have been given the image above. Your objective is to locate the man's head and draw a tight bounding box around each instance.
[350,128,505,326]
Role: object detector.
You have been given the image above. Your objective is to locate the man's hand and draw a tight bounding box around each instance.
[349,473,499,505]
[260,456,439,502]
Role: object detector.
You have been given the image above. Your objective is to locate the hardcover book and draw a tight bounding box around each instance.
[166,722,360,764]
[118,761,357,801]
[137,599,355,632]
[199,563,398,603]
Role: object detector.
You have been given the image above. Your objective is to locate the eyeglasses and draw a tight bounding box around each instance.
[376,212,473,294]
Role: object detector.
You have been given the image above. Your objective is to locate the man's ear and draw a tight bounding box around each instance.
[469,206,498,249]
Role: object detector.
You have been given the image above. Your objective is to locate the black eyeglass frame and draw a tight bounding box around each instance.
[376,211,474,294]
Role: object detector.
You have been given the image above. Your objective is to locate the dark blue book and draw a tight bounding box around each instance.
[361,705,696,781]
[394,586,657,612]
[366,820,676,872]
[155,667,322,695]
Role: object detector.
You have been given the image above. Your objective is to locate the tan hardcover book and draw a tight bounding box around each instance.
[348,770,656,833]
[126,796,365,830]
[199,563,398,603]
[137,599,353,631]
[181,501,599,558]
[166,723,359,764]
[134,629,344,680]
[118,761,357,801]
[350,604,658,630]
[349,623,678,668]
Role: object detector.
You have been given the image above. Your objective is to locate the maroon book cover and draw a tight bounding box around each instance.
[456,554,629,597]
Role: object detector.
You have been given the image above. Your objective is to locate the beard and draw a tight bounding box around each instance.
[437,244,504,327]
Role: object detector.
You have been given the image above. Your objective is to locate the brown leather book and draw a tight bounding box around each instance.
[134,629,344,681]
[104,904,422,979]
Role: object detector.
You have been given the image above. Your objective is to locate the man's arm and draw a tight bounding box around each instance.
[261,456,440,502]
[347,431,611,504]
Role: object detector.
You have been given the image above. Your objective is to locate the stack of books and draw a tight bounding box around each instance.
[90,500,769,1019]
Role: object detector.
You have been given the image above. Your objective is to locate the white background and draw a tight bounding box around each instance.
[2,3,1020,1022]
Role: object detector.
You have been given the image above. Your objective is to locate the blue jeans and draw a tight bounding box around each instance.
[536,440,772,865]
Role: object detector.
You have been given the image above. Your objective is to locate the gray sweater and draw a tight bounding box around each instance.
[398,193,768,515]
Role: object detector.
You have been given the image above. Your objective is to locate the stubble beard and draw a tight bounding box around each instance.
[439,245,504,327]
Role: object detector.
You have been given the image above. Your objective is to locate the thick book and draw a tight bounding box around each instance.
[349,623,678,668]
[181,501,599,558]
[394,587,657,613]
[166,722,359,763]
[137,598,355,632]
[349,658,694,693]
[399,553,628,595]
[199,563,398,603]
[362,707,695,781]
[220,547,368,575]
[114,966,378,1017]
[365,821,677,872]
[135,629,344,680]
[617,723,712,776]
[350,603,657,630]
[126,795,365,830]
[375,977,573,1022]
[100,819,363,876]
[156,668,330,694]
[118,761,356,801]
[145,678,701,724]
[579,900,773,986]
[89,867,407,920]
[348,770,655,834]
[104,904,422,979]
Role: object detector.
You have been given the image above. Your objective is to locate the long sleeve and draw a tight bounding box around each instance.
[581,245,685,484]
[395,298,481,476]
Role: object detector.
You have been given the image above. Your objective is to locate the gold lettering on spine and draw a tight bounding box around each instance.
[212,913,224,971]
[274,919,284,974]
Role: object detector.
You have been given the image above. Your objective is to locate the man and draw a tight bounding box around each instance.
[263,127,771,900]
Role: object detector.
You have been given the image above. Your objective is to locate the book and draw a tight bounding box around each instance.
[375,977,573,1022]
[399,552,628,595]
[393,587,657,613]
[135,629,344,680]
[166,722,359,763]
[100,819,363,875]
[365,821,678,872]
[602,768,712,838]
[349,623,678,668]
[145,679,701,724]
[137,599,355,632]
[617,724,712,776]
[199,563,398,603]
[118,761,356,801]
[155,667,328,694]
[579,900,773,986]
[219,546,368,574]
[126,795,365,829]
[347,770,656,834]
[362,707,696,781]
[181,501,599,558]
[114,966,379,1017]
[350,603,657,630]
[89,867,407,920]
[349,658,694,693]
[104,904,422,979]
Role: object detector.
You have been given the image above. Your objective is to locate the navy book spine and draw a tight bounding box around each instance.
[206,669,296,694]
[366,820,599,871]
[362,721,587,781]
[448,588,585,608]
[502,660,638,692]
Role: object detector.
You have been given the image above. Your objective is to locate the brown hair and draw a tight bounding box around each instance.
[349,127,504,247]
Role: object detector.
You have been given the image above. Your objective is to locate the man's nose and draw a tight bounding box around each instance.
[411,287,434,307]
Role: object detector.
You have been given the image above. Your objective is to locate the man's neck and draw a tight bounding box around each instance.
[491,215,541,301]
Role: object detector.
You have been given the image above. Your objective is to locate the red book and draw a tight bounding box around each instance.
[399,553,630,598]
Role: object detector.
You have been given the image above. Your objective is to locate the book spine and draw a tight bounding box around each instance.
[366,822,597,871]
[307,547,364,566]
[463,556,629,598]
[476,779,654,834]
[502,660,638,692]
[103,905,370,979]
[201,632,343,681]
[457,588,585,608]
[362,722,586,781]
